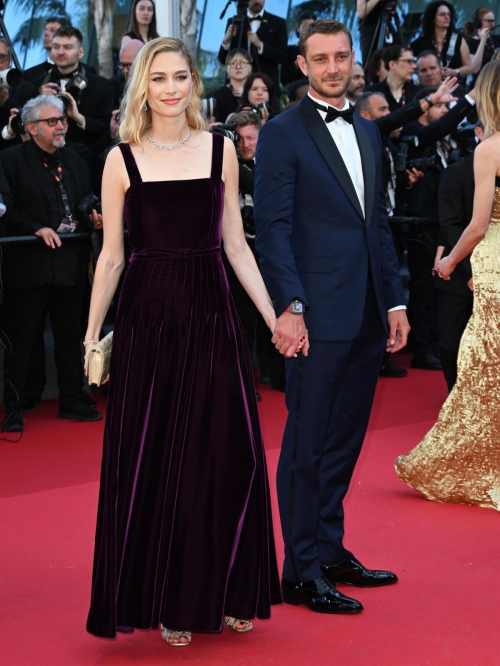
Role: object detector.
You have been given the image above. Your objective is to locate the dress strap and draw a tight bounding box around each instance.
[210,132,224,183]
[117,143,142,186]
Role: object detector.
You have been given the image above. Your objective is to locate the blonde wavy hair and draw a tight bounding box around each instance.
[476,59,500,138]
[119,37,205,145]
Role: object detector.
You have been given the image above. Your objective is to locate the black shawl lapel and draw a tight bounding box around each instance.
[298,94,364,221]
[353,115,375,229]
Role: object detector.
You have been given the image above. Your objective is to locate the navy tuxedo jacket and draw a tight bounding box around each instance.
[254,94,405,341]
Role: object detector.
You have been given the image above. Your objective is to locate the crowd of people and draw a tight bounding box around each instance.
[0,1,499,436]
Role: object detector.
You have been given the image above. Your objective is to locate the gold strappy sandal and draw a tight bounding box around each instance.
[160,624,192,647]
[224,616,253,633]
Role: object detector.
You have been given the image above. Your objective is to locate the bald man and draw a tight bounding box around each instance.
[109,39,144,107]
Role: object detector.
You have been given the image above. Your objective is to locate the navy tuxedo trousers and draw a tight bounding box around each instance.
[277,281,387,582]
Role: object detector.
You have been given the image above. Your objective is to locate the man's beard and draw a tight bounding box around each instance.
[309,72,352,99]
[52,134,66,148]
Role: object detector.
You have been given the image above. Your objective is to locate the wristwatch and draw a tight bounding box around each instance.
[424,95,434,107]
[286,299,305,315]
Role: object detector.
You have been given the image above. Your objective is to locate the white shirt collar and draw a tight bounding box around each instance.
[307,91,350,112]
[247,10,264,19]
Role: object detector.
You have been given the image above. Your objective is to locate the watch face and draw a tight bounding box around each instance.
[290,302,304,314]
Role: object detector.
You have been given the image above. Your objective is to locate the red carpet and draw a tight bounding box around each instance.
[1,352,499,666]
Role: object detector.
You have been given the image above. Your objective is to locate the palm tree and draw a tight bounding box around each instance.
[90,0,116,77]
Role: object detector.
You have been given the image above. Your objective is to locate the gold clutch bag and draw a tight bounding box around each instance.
[87,332,113,386]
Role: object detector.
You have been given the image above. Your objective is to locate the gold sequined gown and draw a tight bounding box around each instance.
[395,176,500,510]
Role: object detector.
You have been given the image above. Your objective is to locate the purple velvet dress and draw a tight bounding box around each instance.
[86,133,282,638]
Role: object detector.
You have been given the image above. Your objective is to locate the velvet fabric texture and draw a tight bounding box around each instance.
[86,133,282,638]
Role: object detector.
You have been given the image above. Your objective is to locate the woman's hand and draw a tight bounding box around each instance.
[232,87,243,98]
[434,255,456,280]
[477,27,490,43]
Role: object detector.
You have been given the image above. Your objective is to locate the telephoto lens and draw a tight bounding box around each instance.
[0,67,23,89]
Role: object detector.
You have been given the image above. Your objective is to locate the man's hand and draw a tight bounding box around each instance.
[247,31,263,50]
[272,311,309,358]
[39,82,59,96]
[90,209,103,230]
[386,310,410,353]
[431,76,458,105]
[58,91,84,125]
[434,255,455,280]
[223,24,238,46]
[35,227,62,249]
[467,277,474,291]
[7,107,19,137]
[407,167,424,185]
[0,87,9,106]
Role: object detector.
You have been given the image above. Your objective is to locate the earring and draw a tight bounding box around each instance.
[187,89,193,108]
[143,101,148,111]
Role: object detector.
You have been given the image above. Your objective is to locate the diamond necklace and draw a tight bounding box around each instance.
[146,131,192,151]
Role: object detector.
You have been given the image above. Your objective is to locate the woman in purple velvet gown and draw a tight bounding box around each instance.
[84,37,283,646]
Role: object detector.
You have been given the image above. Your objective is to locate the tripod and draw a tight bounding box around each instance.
[365,9,404,66]
[220,0,262,76]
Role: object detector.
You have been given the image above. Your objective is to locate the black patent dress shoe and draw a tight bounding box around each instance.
[58,399,103,422]
[2,408,24,432]
[410,353,442,371]
[80,391,97,407]
[321,559,398,588]
[379,359,408,378]
[281,576,363,614]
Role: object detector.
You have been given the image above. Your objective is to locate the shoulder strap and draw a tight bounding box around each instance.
[445,32,459,65]
[117,143,142,185]
[210,132,224,182]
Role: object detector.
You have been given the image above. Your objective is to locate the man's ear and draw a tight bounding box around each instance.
[78,47,84,61]
[359,110,370,120]
[297,54,308,77]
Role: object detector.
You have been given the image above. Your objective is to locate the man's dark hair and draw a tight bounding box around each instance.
[416,50,441,65]
[414,86,439,102]
[295,11,317,37]
[288,78,309,102]
[232,111,262,130]
[299,19,353,57]
[365,47,386,85]
[354,91,386,115]
[53,26,84,45]
[383,45,411,70]
[45,16,72,28]
[226,48,252,65]
[422,1,456,39]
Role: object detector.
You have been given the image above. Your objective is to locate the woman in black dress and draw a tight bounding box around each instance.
[410,1,482,80]
[465,8,500,84]
[122,0,159,46]
[208,48,252,123]
[281,11,316,86]
[237,72,276,124]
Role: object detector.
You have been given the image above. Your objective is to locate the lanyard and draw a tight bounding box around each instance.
[43,160,73,221]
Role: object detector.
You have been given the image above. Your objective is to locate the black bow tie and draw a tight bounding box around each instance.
[310,99,354,125]
[57,67,79,80]
[249,15,262,22]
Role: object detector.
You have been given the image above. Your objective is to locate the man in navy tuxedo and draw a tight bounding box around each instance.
[255,20,410,614]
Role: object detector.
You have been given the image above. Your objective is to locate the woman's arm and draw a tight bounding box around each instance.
[469,29,490,74]
[435,140,497,279]
[356,0,381,20]
[221,138,276,331]
[84,147,127,344]
[458,37,473,76]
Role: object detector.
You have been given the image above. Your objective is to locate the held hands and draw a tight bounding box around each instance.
[433,255,456,281]
[386,310,410,354]
[272,312,310,358]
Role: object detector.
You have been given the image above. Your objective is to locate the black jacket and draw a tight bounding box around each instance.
[218,11,287,90]
[400,96,475,222]
[0,81,38,150]
[0,140,93,290]
[109,72,126,109]
[32,66,114,155]
[435,152,474,297]
[281,44,302,86]
[24,60,96,83]
[365,79,419,113]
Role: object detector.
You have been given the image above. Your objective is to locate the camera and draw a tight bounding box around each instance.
[407,156,440,173]
[210,123,240,144]
[449,124,477,162]
[57,72,88,108]
[77,193,102,217]
[0,67,23,90]
[10,109,26,136]
[202,97,217,118]
[395,138,440,175]
[248,101,269,118]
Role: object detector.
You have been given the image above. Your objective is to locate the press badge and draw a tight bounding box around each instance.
[57,218,77,233]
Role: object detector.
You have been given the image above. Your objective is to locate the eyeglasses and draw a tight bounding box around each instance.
[398,58,416,65]
[483,18,495,24]
[119,62,133,70]
[228,60,250,68]
[34,116,69,127]
[437,11,451,17]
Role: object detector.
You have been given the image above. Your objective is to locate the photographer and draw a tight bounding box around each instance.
[435,122,483,391]
[32,27,113,156]
[23,17,96,83]
[109,39,144,111]
[218,0,287,91]
[346,63,366,105]
[400,86,477,370]
[357,0,403,66]
[207,48,252,124]
[0,37,37,150]
[416,51,467,98]
[237,71,275,122]
[0,96,102,432]
[366,45,419,112]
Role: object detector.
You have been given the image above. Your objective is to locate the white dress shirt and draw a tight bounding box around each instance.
[222,11,264,55]
[308,92,405,313]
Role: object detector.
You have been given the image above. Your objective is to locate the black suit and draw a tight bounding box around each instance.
[32,66,114,155]
[218,11,287,90]
[400,95,475,358]
[0,81,38,150]
[24,60,96,83]
[0,140,93,408]
[435,153,474,391]
[109,72,125,109]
